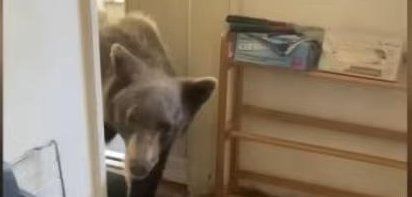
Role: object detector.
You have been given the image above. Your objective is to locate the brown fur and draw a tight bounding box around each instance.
[99,12,216,197]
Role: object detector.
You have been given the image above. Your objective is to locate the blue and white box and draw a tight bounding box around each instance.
[233,31,322,70]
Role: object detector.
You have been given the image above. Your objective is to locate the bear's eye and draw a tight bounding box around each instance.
[157,121,171,132]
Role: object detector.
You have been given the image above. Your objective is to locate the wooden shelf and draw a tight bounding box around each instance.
[235,61,406,91]
[229,131,406,170]
[242,104,406,142]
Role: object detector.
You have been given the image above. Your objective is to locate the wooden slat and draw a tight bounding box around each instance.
[215,33,230,197]
[243,104,406,142]
[229,60,244,191]
[308,70,406,90]
[237,170,373,197]
[230,131,406,169]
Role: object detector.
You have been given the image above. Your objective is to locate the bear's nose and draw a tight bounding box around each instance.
[129,163,150,179]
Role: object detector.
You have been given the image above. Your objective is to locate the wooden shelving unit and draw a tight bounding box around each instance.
[214,33,407,197]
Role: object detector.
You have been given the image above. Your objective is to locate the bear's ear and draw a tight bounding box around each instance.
[180,77,217,116]
[110,43,146,82]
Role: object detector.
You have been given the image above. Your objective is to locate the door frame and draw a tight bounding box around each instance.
[79,0,108,196]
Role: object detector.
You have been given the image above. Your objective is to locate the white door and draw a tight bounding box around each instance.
[4,0,107,196]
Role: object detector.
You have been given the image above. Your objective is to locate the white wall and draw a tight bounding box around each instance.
[103,2,126,24]
[187,0,228,195]
[236,0,407,44]
[4,0,106,197]
[126,0,189,75]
